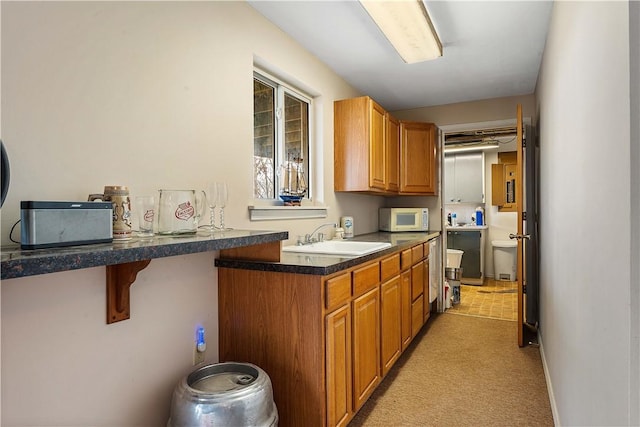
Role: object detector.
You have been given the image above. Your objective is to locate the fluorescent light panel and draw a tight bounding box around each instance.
[360,0,442,63]
[444,143,500,154]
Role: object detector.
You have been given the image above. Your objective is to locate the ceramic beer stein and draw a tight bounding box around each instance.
[88,186,132,240]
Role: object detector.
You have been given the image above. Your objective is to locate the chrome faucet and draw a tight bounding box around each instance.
[301,222,337,245]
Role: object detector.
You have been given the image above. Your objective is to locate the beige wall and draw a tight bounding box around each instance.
[536,1,634,425]
[390,94,536,127]
[0,2,387,425]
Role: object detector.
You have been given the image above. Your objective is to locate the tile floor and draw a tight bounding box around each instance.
[447,278,518,321]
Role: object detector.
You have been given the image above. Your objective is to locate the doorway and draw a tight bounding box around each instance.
[440,119,523,322]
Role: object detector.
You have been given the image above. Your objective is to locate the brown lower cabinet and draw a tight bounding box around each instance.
[400,269,412,351]
[217,241,433,427]
[326,304,352,427]
[352,287,381,410]
[380,275,402,377]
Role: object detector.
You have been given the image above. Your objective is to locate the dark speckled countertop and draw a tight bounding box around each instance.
[1,229,288,280]
[215,231,441,276]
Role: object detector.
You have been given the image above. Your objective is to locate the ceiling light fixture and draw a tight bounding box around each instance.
[360,0,442,64]
[444,143,500,154]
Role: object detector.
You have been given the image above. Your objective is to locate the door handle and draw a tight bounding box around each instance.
[509,233,530,240]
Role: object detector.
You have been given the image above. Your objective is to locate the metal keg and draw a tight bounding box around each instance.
[168,362,278,427]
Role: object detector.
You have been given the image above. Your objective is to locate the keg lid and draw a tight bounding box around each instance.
[192,372,256,392]
[188,363,258,393]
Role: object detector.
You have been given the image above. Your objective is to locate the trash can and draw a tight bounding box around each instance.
[446,249,464,270]
[492,240,517,281]
[168,362,278,427]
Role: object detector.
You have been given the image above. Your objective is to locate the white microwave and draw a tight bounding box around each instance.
[379,208,429,232]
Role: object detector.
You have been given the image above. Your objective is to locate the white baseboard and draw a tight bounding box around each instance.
[538,331,561,426]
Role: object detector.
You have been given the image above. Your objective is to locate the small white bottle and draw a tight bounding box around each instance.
[341,216,354,238]
[451,213,458,227]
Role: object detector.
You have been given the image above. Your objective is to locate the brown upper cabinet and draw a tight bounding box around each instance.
[386,114,400,192]
[334,96,437,195]
[399,121,438,195]
[491,151,517,212]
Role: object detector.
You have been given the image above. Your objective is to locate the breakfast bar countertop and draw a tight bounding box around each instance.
[1,229,288,280]
[215,230,441,276]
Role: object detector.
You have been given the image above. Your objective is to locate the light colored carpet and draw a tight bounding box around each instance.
[349,313,553,426]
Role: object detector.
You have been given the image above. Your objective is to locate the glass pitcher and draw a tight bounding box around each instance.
[157,190,204,235]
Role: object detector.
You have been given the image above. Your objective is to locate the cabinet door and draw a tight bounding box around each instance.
[326,304,352,427]
[400,122,437,194]
[448,231,482,278]
[411,262,424,301]
[423,259,430,323]
[444,155,456,203]
[400,269,412,350]
[447,231,455,249]
[491,151,517,212]
[491,163,506,206]
[411,295,424,338]
[445,152,484,203]
[380,275,401,377]
[352,287,380,410]
[386,114,400,192]
[503,163,517,210]
[334,96,391,193]
[455,152,484,203]
[369,101,386,190]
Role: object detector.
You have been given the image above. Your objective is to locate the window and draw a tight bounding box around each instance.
[253,71,311,201]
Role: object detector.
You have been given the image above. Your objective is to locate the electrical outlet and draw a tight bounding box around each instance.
[193,345,205,366]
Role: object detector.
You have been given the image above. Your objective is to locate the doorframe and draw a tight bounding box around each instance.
[438,117,532,312]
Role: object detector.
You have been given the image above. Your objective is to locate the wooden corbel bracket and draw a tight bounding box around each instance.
[106,260,151,324]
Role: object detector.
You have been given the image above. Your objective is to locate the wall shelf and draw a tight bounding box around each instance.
[1,229,288,324]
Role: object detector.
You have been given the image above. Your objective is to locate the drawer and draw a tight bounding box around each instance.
[380,253,400,282]
[325,272,351,311]
[353,262,380,296]
[411,244,424,263]
[423,242,430,258]
[400,249,412,270]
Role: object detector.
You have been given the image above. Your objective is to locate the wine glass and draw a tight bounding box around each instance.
[216,181,229,231]
[203,182,218,233]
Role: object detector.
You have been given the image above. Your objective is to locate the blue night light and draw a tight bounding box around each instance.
[196,326,206,352]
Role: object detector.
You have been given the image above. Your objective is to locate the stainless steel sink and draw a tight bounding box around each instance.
[282,240,391,256]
